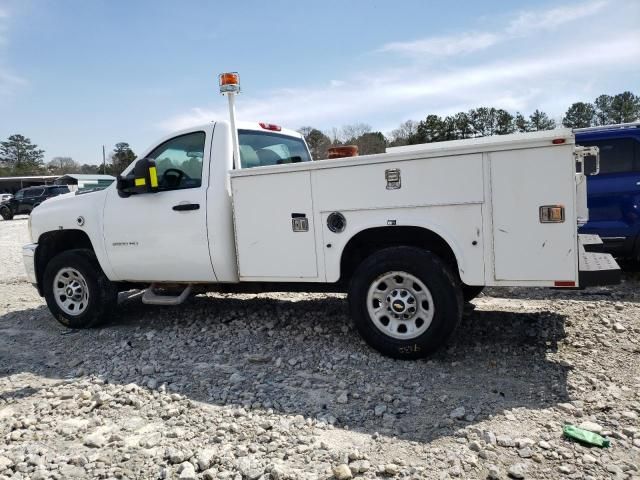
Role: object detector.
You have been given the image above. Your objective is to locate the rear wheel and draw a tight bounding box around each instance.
[348,246,463,359]
[0,206,12,220]
[43,249,117,328]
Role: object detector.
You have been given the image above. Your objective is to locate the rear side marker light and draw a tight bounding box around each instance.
[554,281,576,287]
[552,138,566,144]
[259,122,281,131]
[539,205,565,223]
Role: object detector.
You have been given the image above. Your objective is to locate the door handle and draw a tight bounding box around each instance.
[172,203,200,211]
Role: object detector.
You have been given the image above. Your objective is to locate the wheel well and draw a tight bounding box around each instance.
[35,230,94,294]
[340,226,459,284]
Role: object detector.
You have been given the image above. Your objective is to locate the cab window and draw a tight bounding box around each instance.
[238,130,311,168]
[580,138,638,174]
[147,131,206,190]
[14,190,24,200]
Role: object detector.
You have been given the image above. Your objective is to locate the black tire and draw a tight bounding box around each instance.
[43,249,117,328]
[0,206,12,220]
[348,246,463,360]
[462,284,484,302]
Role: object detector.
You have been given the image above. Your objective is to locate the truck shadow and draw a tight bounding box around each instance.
[483,272,640,303]
[0,295,570,444]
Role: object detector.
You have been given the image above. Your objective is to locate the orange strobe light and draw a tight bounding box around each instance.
[219,72,240,94]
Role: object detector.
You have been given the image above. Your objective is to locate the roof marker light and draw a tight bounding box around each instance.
[259,122,282,132]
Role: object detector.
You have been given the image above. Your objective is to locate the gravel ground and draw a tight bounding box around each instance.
[0,218,639,480]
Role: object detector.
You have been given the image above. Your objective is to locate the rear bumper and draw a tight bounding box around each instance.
[22,243,38,285]
[578,234,621,287]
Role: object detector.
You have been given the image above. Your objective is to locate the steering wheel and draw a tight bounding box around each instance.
[161,168,190,188]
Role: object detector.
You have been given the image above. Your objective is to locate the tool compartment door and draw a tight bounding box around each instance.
[490,146,577,281]
[231,170,318,279]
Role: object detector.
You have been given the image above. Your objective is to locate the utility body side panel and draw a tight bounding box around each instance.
[312,154,485,284]
[489,145,578,282]
[232,171,318,279]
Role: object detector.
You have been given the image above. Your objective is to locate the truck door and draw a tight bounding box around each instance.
[102,129,217,282]
[578,136,640,256]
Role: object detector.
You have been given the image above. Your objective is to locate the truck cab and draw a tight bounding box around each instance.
[576,123,640,260]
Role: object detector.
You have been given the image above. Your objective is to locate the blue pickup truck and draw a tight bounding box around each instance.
[576,123,640,262]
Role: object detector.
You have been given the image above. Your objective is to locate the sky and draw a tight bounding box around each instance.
[0,0,638,164]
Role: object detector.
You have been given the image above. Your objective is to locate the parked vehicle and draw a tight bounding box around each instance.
[1,185,70,220]
[0,193,13,202]
[22,73,620,359]
[576,122,640,261]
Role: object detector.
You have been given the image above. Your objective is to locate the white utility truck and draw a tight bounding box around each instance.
[23,73,620,359]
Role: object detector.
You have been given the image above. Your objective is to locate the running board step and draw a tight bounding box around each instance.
[142,284,193,306]
[578,245,621,287]
[578,233,603,246]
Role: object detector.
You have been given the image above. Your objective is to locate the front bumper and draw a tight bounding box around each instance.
[22,243,38,284]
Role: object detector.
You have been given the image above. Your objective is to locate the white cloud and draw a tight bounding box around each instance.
[379,32,499,57]
[378,0,609,58]
[506,0,608,35]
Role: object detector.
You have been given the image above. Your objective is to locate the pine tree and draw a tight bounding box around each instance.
[562,102,596,128]
[0,134,45,174]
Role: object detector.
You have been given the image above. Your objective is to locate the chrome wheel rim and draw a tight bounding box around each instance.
[366,271,435,340]
[53,267,89,316]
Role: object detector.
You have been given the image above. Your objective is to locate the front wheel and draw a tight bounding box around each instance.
[0,206,12,220]
[348,246,463,359]
[43,249,118,328]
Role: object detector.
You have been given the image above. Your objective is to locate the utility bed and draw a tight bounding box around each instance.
[230,129,620,288]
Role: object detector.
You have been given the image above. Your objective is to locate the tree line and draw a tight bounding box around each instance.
[0,135,137,177]
[301,90,640,159]
[1,91,638,175]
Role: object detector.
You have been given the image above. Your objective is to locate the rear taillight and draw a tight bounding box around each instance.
[259,122,281,132]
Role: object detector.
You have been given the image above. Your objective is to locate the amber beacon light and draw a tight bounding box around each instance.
[219,72,242,169]
[219,72,240,94]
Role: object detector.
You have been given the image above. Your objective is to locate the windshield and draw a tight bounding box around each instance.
[238,130,311,168]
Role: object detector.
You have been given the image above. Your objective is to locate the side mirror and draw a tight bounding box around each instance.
[117,158,159,197]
